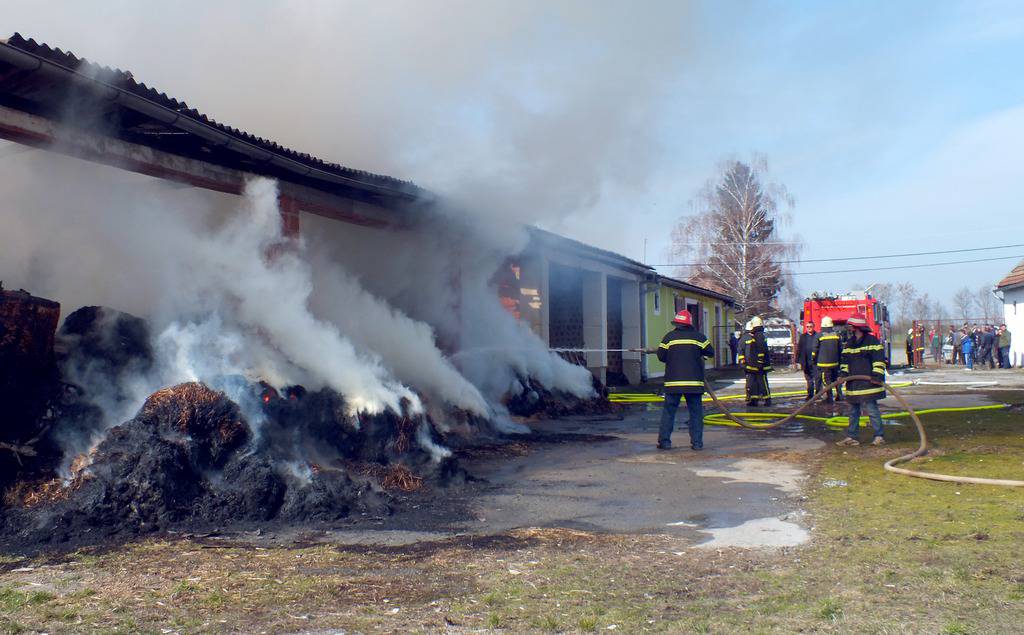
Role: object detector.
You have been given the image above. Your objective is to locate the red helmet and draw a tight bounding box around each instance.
[847,312,870,331]
[672,309,693,326]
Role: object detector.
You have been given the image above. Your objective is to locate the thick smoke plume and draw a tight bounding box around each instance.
[8,1,692,244]
[0,147,593,447]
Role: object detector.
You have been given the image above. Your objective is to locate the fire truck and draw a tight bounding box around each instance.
[800,291,892,363]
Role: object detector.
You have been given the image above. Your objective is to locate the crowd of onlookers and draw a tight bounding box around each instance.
[910,324,1013,370]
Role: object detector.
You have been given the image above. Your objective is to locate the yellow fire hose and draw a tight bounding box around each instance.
[613,376,1024,487]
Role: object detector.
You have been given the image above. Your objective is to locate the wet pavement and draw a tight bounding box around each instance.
[286,368,1019,551]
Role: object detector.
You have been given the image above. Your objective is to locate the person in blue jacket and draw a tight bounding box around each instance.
[961,329,974,371]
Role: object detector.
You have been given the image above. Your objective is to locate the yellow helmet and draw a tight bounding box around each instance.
[820,316,833,328]
[749,316,764,328]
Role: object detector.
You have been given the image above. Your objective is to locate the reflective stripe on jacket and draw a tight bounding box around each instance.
[742,328,772,374]
[840,333,887,403]
[812,330,842,368]
[656,325,715,394]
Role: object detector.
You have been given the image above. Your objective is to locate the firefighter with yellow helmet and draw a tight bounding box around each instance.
[812,316,843,402]
[741,316,772,406]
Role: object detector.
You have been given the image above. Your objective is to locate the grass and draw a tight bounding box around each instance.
[0,398,1021,633]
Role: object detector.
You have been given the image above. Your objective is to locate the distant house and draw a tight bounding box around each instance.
[643,275,736,378]
[996,259,1024,366]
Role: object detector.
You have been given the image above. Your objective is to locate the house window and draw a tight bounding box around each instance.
[653,288,660,315]
[674,296,685,313]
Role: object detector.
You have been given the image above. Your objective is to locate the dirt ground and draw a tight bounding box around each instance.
[2,367,1024,633]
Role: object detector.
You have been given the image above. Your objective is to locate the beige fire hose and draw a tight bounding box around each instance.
[702,375,1024,488]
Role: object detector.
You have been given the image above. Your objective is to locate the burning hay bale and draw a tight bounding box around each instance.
[138,383,249,468]
[505,374,615,419]
[58,305,154,386]
[0,379,444,550]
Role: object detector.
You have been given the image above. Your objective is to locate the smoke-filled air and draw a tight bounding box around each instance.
[0,147,592,439]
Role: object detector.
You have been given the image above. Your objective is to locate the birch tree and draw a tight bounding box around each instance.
[670,158,799,318]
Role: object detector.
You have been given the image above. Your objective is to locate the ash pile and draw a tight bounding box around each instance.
[0,290,610,549]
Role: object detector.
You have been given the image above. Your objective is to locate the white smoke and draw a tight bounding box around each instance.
[1,146,593,440]
[303,210,595,404]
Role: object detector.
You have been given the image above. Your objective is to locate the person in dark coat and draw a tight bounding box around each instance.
[979,326,996,369]
[728,331,739,366]
[795,321,817,400]
[813,316,843,402]
[650,309,715,450]
[741,316,772,407]
[836,312,888,446]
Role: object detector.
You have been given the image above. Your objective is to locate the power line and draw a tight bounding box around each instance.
[652,242,1024,267]
[784,253,1023,276]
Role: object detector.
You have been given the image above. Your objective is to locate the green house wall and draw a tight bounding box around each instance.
[644,284,734,375]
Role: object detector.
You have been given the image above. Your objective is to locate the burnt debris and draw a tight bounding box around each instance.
[0,296,613,551]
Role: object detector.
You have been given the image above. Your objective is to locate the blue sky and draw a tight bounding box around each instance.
[5,1,1024,310]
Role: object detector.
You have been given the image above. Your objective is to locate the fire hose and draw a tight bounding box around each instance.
[631,375,1024,488]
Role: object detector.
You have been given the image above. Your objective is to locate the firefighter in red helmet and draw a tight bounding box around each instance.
[644,309,714,450]
[837,312,888,446]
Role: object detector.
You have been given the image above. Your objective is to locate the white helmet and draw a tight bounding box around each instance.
[908,328,915,336]
[749,316,764,328]
[820,316,834,328]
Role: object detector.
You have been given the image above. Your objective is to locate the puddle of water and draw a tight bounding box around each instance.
[694,517,809,549]
[690,458,806,494]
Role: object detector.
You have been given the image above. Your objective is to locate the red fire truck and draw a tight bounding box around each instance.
[800,291,892,363]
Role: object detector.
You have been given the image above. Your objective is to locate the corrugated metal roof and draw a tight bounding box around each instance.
[527,226,653,275]
[997,259,1024,290]
[1,32,421,197]
[656,274,735,304]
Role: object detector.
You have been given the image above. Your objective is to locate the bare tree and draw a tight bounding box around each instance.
[952,286,974,322]
[671,157,799,319]
[892,282,918,331]
[974,285,1001,322]
[868,282,895,306]
[910,292,933,322]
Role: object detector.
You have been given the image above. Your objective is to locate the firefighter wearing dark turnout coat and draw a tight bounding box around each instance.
[740,316,772,406]
[795,321,817,400]
[653,309,714,450]
[812,316,843,402]
[837,312,888,446]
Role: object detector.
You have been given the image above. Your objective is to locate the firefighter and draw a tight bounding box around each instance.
[742,316,772,407]
[812,316,843,402]
[795,320,817,400]
[651,309,714,450]
[905,329,915,368]
[836,312,888,446]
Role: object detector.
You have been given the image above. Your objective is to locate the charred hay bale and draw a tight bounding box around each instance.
[3,425,206,545]
[259,388,363,461]
[58,306,153,388]
[196,455,286,524]
[0,289,61,493]
[278,468,389,522]
[137,383,249,469]
[505,375,615,419]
